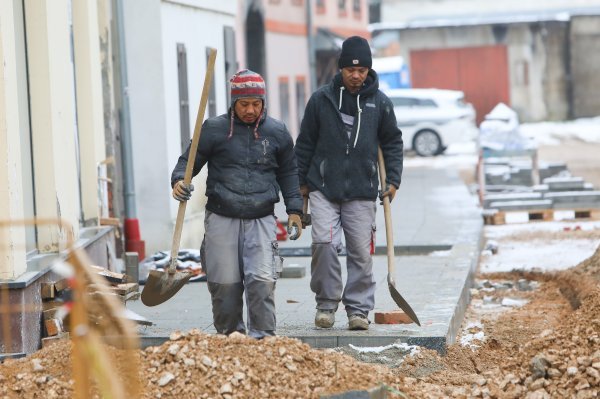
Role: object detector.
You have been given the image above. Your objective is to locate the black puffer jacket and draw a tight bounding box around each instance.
[171,111,303,219]
[295,70,403,202]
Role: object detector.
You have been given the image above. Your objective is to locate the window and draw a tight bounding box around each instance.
[390,97,437,108]
[279,77,290,127]
[353,0,360,13]
[390,97,415,107]
[223,26,238,105]
[177,43,190,153]
[206,47,217,118]
[338,0,347,16]
[316,0,326,14]
[296,77,306,133]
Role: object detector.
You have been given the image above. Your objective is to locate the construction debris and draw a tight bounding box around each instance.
[39,266,139,341]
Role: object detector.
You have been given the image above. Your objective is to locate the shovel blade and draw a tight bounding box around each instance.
[141,269,193,306]
[388,275,421,326]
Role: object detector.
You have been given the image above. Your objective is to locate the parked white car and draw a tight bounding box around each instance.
[384,88,478,156]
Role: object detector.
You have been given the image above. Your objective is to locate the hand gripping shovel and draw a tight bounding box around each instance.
[141,48,217,306]
[377,146,421,326]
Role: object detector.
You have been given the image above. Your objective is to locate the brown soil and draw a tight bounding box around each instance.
[2,247,599,398]
[1,236,600,398]
[396,246,600,398]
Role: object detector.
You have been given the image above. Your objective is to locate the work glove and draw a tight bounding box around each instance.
[299,185,310,199]
[379,184,397,204]
[287,214,302,240]
[172,180,194,202]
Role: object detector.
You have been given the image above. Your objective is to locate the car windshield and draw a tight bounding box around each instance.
[390,97,438,108]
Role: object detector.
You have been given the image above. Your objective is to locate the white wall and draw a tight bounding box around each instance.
[0,0,27,278]
[160,1,235,250]
[123,0,236,254]
[123,0,171,255]
[265,32,309,138]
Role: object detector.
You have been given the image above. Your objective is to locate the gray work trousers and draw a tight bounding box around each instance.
[202,211,282,338]
[309,190,376,317]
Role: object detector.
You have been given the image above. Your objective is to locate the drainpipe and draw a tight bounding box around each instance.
[114,0,145,259]
[306,0,317,93]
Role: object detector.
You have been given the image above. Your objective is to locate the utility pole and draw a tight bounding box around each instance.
[306,0,317,92]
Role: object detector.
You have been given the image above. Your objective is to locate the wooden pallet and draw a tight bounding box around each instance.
[483,208,600,225]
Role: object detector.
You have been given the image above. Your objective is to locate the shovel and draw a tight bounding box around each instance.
[141,48,217,306]
[377,146,421,326]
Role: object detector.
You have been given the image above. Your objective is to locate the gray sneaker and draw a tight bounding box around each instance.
[348,314,369,330]
[315,309,335,328]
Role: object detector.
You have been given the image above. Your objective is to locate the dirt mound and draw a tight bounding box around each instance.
[397,244,600,398]
[0,330,416,398]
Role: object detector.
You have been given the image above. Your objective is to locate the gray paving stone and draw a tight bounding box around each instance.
[483,192,542,208]
[488,199,553,211]
[544,191,600,204]
[129,167,483,354]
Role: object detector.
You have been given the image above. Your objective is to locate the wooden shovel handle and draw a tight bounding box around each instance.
[169,49,217,272]
[377,146,395,278]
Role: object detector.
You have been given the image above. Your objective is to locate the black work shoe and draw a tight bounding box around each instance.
[348,314,369,330]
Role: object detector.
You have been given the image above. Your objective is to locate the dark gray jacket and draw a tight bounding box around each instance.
[171,111,303,219]
[295,70,403,202]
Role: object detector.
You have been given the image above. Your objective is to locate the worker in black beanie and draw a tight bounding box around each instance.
[338,35,373,69]
[295,36,403,331]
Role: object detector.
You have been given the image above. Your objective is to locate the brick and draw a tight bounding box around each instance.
[374,311,413,325]
[44,318,63,337]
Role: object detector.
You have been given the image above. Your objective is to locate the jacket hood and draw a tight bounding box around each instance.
[332,69,379,97]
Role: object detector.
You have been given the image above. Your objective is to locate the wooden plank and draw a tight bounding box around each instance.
[100,217,121,227]
[41,282,56,300]
[54,278,69,292]
[43,308,61,321]
[90,266,127,284]
[42,299,65,311]
[87,282,138,296]
[123,291,140,303]
[115,283,138,295]
[42,332,70,348]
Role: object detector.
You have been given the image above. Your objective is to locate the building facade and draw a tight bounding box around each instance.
[371,0,600,122]
[238,0,370,138]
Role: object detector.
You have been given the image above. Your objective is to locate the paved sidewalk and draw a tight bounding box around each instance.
[129,165,483,353]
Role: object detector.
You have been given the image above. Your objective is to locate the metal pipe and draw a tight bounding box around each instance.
[114,0,136,218]
[306,0,317,93]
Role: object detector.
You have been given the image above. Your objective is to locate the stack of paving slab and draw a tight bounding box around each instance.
[483,159,600,217]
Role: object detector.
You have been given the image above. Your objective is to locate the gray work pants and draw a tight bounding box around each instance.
[202,211,282,338]
[309,190,376,316]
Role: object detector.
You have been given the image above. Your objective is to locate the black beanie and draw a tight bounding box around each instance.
[338,36,372,69]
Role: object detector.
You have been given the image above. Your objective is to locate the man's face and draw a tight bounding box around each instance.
[234,97,263,124]
[341,67,369,93]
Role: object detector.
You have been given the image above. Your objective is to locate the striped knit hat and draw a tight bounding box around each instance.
[230,69,266,105]
[229,69,266,139]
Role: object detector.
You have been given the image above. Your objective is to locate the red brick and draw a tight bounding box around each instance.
[44,318,63,337]
[374,311,413,324]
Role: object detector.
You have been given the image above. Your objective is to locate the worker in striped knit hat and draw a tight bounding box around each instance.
[171,69,303,339]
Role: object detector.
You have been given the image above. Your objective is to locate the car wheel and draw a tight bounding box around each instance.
[413,129,442,157]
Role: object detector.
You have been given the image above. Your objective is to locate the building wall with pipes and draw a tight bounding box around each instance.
[0,0,107,280]
[121,0,237,255]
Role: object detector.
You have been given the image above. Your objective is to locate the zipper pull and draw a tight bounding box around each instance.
[346,144,349,155]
